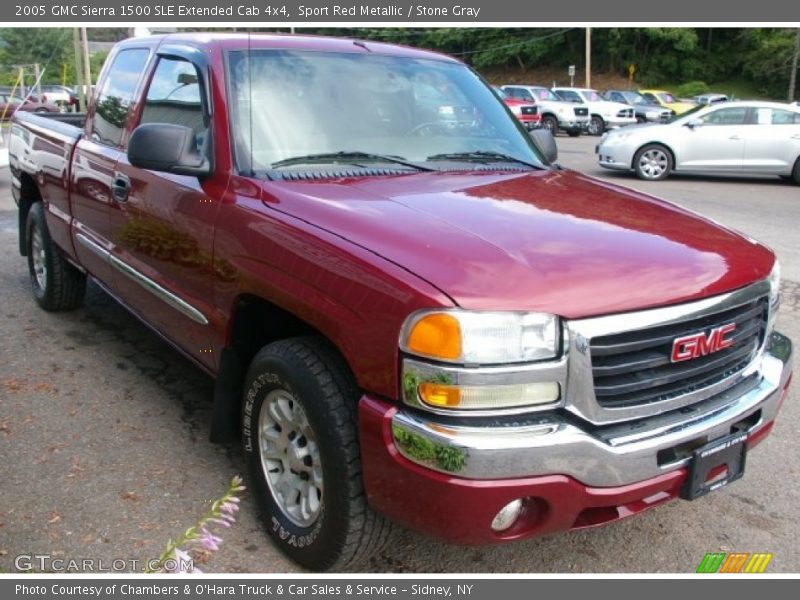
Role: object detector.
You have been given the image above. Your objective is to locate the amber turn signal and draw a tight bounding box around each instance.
[405,313,462,361]
[418,382,462,407]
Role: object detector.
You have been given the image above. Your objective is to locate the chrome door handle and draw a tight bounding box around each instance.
[729,135,741,140]
[791,134,800,140]
[111,174,130,203]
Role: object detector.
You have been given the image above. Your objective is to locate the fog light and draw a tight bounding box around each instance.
[491,499,523,532]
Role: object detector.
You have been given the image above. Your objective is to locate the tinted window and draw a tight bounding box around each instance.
[557,90,582,102]
[140,57,207,150]
[92,48,149,147]
[642,93,657,103]
[769,109,800,125]
[700,107,748,126]
[506,87,532,101]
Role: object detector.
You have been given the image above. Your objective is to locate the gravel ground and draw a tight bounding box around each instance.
[0,134,798,573]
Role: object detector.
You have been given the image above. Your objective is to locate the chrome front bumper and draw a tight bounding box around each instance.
[391,331,792,487]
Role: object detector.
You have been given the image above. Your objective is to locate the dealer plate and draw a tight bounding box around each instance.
[680,430,748,500]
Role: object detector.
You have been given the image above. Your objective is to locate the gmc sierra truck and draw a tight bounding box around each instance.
[10,34,793,571]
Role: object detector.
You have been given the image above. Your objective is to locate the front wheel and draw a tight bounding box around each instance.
[541,115,558,136]
[633,144,673,181]
[242,337,391,571]
[567,129,582,137]
[588,116,605,136]
[792,156,800,185]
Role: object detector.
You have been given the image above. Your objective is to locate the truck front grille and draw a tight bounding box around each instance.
[589,296,768,408]
[574,107,588,116]
[521,106,538,115]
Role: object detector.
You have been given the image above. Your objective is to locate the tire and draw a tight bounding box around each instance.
[541,115,558,135]
[242,337,392,571]
[633,143,673,181]
[26,202,86,311]
[588,116,605,136]
[792,157,800,185]
[567,129,582,137]
[35,108,48,113]
[636,115,646,124]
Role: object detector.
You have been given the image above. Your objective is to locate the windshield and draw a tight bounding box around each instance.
[585,90,603,102]
[622,91,648,104]
[669,104,707,123]
[657,92,676,103]
[532,87,560,102]
[227,49,546,173]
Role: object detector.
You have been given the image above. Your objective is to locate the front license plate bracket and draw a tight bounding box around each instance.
[680,431,748,500]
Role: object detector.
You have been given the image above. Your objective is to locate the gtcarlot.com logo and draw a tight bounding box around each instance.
[696,552,773,573]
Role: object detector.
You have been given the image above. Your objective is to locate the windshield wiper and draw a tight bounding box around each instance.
[271,151,435,171]
[426,151,541,169]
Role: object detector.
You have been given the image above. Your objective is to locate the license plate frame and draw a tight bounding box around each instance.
[680,430,748,500]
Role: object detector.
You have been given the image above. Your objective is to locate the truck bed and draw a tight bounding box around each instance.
[11,110,86,139]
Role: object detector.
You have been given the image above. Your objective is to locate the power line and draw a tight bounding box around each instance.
[452,28,576,56]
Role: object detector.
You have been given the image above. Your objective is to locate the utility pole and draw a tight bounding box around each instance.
[73,28,85,112]
[789,28,800,103]
[33,63,42,99]
[80,27,92,109]
[585,27,592,88]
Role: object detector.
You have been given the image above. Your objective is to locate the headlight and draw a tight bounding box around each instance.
[401,310,558,365]
[768,261,780,308]
[602,132,633,145]
[767,261,780,336]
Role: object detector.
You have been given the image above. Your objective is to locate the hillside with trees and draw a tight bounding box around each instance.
[1,27,797,101]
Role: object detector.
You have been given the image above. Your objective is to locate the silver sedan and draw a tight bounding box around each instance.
[596,101,800,183]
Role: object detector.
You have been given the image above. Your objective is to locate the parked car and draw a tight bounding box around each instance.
[0,93,61,120]
[492,86,540,130]
[11,34,793,572]
[551,86,636,135]
[502,84,589,136]
[639,89,696,115]
[602,89,674,123]
[694,93,730,105]
[596,101,800,182]
[39,84,79,107]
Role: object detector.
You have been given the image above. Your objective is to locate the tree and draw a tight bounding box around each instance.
[0,28,73,86]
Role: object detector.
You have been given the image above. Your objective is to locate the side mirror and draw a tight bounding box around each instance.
[530,128,558,164]
[686,118,704,129]
[128,123,210,178]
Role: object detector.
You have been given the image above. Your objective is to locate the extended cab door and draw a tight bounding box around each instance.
[71,47,150,286]
[109,51,221,370]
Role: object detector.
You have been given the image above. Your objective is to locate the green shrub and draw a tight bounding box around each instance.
[676,81,709,97]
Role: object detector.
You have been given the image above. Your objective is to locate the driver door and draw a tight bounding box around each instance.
[676,106,749,171]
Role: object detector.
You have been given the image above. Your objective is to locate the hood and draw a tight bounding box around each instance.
[260,169,774,319]
[592,100,634,114]
[666,101,696,114]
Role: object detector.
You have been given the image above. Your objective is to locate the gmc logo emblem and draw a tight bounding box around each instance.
[671,323,736,363]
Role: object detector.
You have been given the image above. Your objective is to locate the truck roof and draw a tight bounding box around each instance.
[114,32,460,63]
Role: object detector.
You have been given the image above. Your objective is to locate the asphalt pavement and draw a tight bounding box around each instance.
[0,134,798,573]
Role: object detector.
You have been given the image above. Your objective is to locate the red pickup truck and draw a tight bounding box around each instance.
[10,33,793,571]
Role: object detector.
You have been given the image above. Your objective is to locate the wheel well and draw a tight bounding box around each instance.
[228,294,321,370]
[17,172,41,256]
[210,294,355,443]
[632,142,676,171]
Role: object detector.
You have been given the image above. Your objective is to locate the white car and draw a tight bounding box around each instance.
[596,101,800,183]
[552,87,637,135]
[501,85,590,136]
